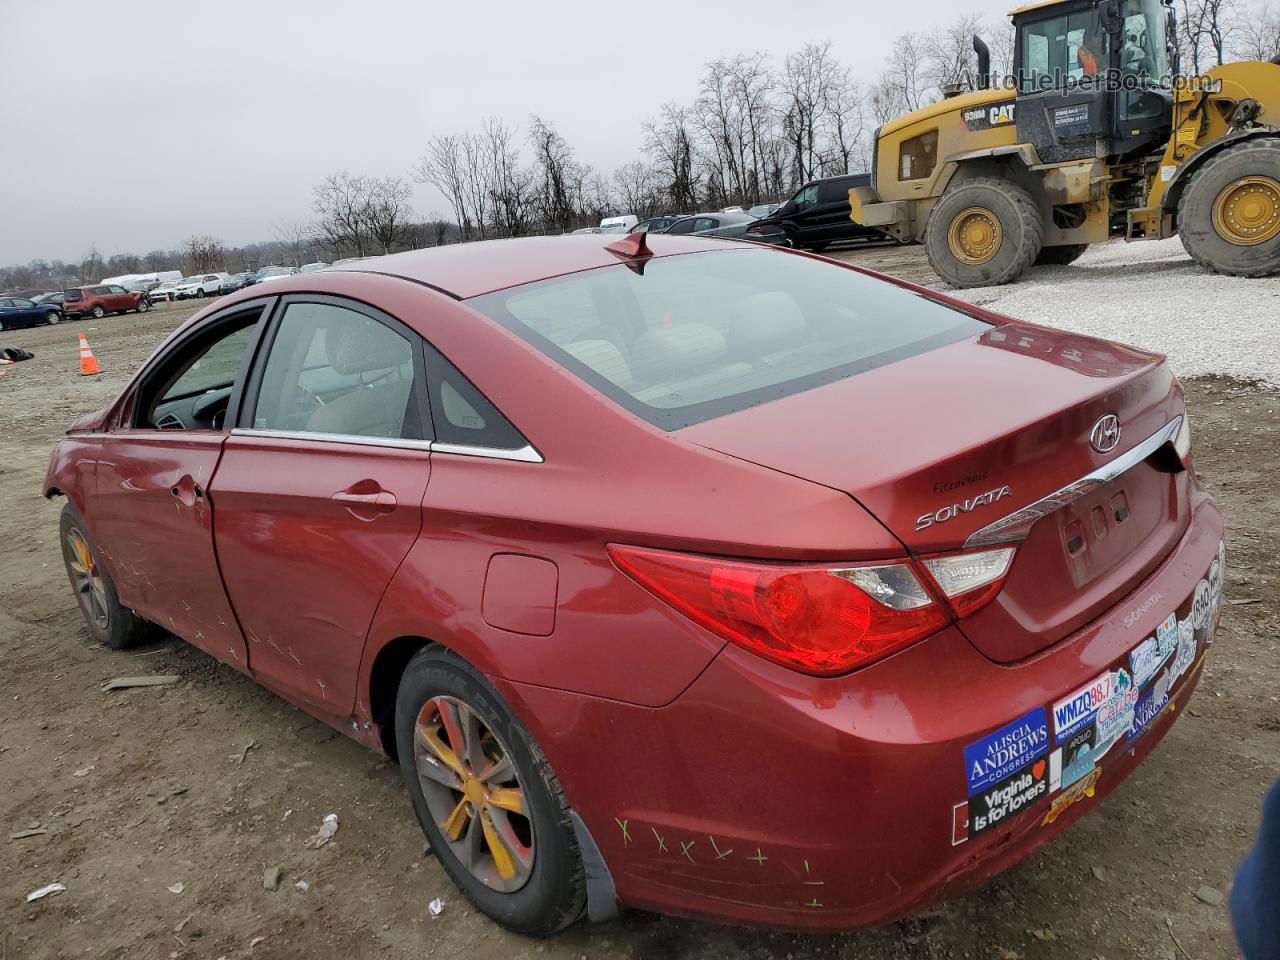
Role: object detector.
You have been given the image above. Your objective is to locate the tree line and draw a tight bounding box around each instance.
[5,1,1278,290]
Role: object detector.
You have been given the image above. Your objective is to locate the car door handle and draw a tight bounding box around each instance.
[170,474,202,507]
[331,484,396,518]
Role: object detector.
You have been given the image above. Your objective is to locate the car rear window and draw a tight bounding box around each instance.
[470,248,989,429]
[64,288,84,300]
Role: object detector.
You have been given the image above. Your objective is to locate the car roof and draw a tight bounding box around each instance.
[325,234,735,299]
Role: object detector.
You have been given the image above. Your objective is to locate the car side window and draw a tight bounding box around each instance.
[423,342,528,451]
[665,219,696,235]
[792,184,819,211]
[135,310,263,430]
[252,301,421,440]
[109,285,126,294]
[818,179,851,204]
[693,218,717,231]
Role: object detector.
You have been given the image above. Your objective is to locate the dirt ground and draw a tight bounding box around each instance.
[1,250,1277,960]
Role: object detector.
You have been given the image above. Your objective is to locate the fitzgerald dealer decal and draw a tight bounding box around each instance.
[949,542,1226,845]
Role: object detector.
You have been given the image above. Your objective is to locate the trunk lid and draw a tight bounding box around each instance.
[681,322,1192,663]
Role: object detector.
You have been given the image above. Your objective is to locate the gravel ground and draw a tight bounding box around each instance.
[950,237,1280,386]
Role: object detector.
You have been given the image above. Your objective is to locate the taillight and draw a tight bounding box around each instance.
[920,547,1016,618]
[607,545,948,676]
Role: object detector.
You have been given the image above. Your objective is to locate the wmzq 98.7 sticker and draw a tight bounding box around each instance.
[952,707,1049,845]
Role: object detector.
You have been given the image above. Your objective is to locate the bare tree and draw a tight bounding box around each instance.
[1234,1,1280,59]
[364,176,414,254]
[273,221,314,267]
[529,115,581,232]
[312,171,372,257]
[483,118,534,237]
[80,247,105,282]
[613,160,660,218]
[411,135,473,240]
[181,236,224,273]
[822,67,866,176]
[1179,0,1236,70]
[644,102,699,213]
[923,14,985,94]
[781,42,835,186]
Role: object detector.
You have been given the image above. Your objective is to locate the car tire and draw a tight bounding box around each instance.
[59,504,152,651]
[925,177,1044,288]
[136,298,150,313]
[395,647,586,936]
[90,304,105,319]
[197,288,206,298]
[45,311,61,325]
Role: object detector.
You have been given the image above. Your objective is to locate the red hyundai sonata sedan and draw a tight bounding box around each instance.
[46,234,1224,936]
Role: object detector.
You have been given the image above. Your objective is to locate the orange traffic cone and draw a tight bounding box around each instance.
[78,333,100,376]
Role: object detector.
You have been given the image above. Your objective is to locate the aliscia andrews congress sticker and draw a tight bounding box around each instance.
[964,707,1050,795]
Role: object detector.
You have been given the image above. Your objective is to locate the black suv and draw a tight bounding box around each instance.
[746,174,883,251]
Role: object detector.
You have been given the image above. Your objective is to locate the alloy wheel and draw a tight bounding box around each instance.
[47,312,61,324]
[66,527,109,631]
[413,695,535,893]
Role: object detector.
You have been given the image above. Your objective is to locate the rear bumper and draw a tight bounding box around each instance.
[499,490,1224,931]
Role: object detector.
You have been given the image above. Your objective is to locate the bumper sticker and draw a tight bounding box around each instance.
[963,707,1050,795]
[950,541,1224,846]
[1128,669,1172,742]
[969,761,1049,837]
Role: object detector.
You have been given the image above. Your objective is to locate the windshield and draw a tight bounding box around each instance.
[471,249,988,429]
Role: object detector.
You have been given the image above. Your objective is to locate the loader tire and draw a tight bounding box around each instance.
[926,178,1043,288]
[1035,243,1088,266]
[1179,138,1280,277]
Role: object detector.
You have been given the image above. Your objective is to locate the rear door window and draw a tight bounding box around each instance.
[472,248,988,429]
[251,301,422,440]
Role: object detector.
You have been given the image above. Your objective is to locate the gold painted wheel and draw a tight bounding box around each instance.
[66,527,109,631]
[414,695,535,893]
[947,206,1004,265]
[1212,175,1280,246]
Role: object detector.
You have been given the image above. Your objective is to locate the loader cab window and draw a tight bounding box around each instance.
[1019,9,1106,91]
[1118,0,1172,121]
[898,131,938,182]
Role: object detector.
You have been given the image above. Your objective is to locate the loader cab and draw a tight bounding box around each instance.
[1012,0,1174,163]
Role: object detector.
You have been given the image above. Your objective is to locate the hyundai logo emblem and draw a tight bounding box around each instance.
[1090,414,1121,454]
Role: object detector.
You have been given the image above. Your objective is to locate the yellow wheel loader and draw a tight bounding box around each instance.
[850,0,1280,287]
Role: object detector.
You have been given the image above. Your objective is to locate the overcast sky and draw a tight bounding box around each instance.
[0,0,1006,266]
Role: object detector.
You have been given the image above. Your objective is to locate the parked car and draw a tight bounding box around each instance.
[63,284,151,318]
[599,214,638,231]
[746,174,884,251]
[255,266,299,283]
[632,215,684,234]
[220,273,258,293]
[0,296,63,330]
[747,202,781,219]
[147,281,181,303]
[174,274,230,299]
[32,291,66,309]
[661,211,758,239]
[46,235,1222,938]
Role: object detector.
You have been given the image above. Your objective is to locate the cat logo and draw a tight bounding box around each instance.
[989,104,1016,125]
[963,101,1017,132]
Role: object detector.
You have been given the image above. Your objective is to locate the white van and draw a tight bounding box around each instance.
[599,215,638,232]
